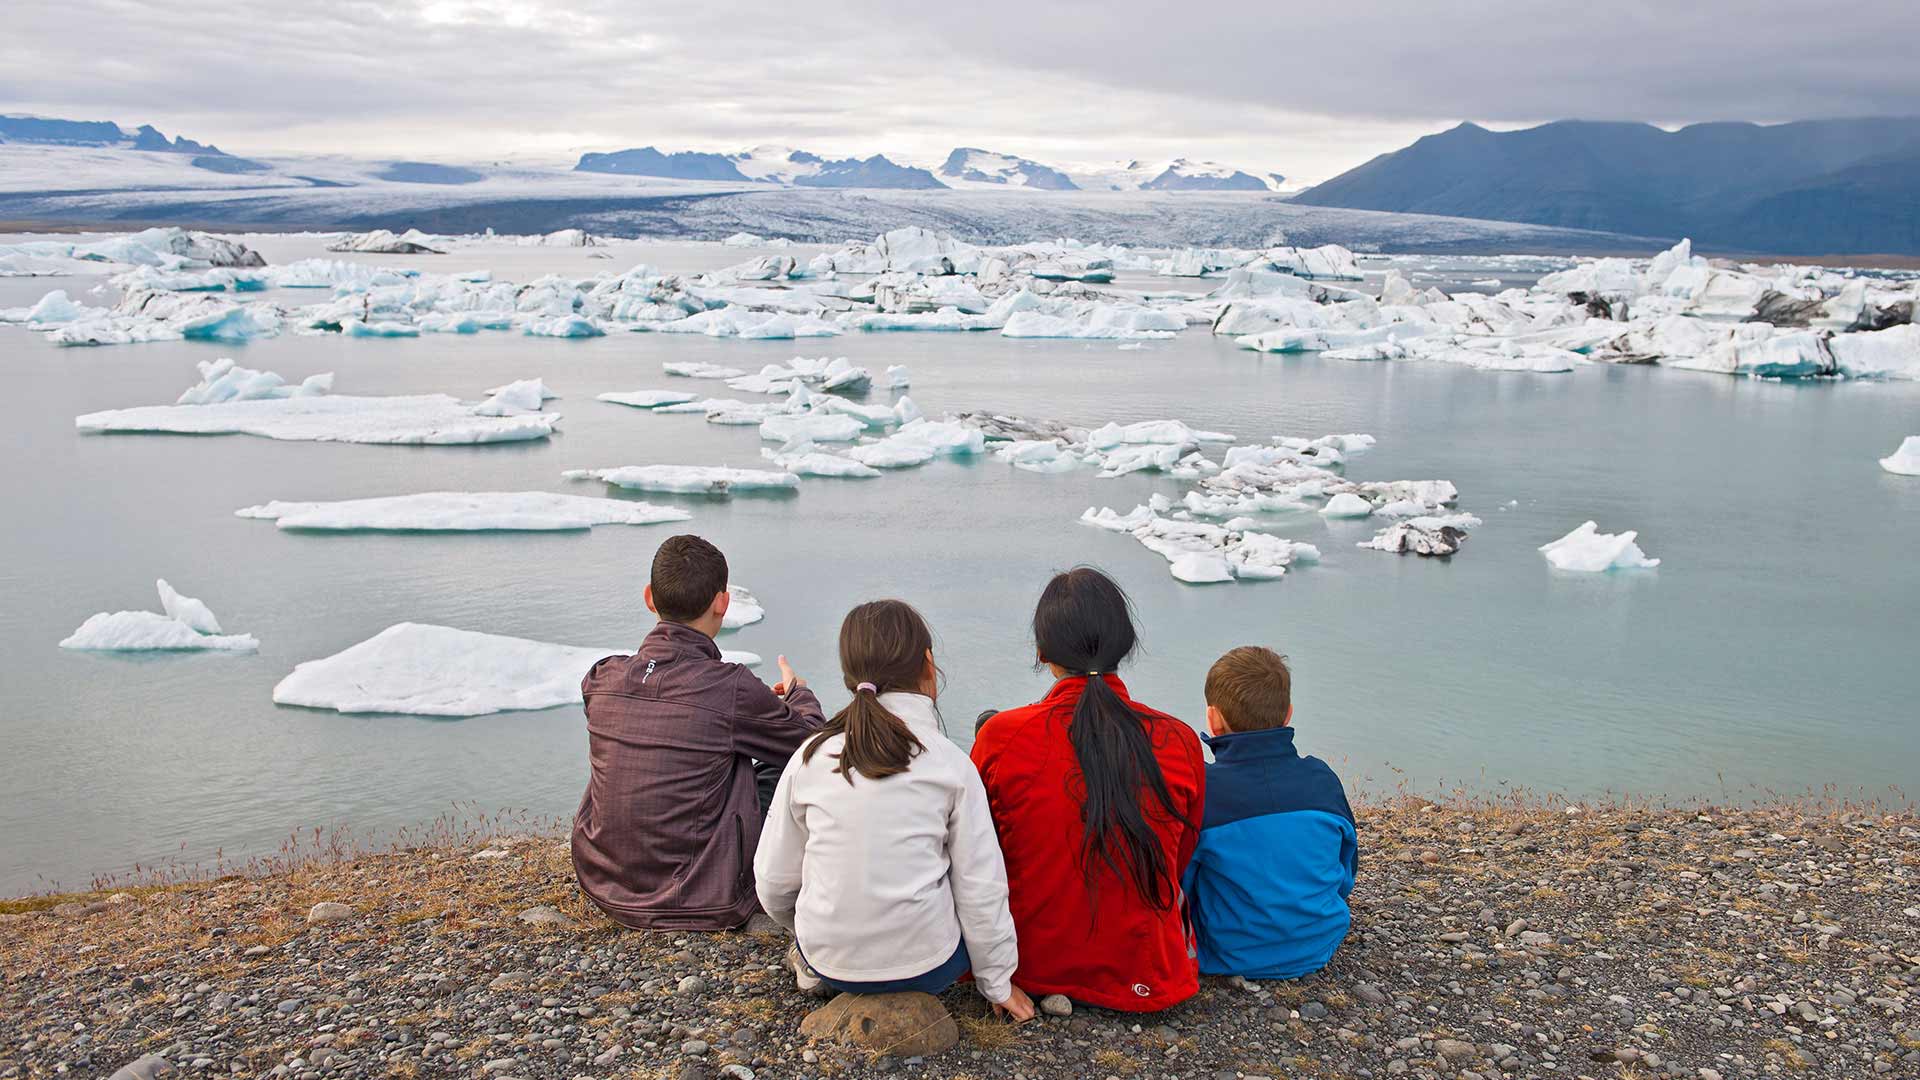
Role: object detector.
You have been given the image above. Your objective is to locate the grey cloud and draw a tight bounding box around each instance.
[2,0,1913,184]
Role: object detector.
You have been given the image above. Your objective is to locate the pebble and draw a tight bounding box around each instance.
[676,975,708,996]
[1040,994,1073,1017]
[305,902,352,925]
[515,905,573,927]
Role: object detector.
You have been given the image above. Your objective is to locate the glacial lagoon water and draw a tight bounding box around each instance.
[3,238,1918,893]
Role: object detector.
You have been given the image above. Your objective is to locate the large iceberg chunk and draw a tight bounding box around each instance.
[78,383,560,446]
[236,492,691,531]
[1830,324,1920,380]
[1538,521,1660,571]
[271,623,761,717]
[473,378,553,416]
[176,358,333,405]
[1881,436,1920,476]
[564,465,800,495]
[60,579,257,652]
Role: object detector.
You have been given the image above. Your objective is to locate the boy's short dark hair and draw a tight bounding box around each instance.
[1204,646,1292,732]
[650,535,728,622]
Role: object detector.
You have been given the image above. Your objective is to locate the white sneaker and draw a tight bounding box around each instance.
[788,943,833,999]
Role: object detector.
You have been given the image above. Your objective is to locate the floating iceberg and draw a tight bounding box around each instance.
[0,289,99,325]
[652,308,840,339]
[1881,436,1920,476]
[522,314,604,338]
[1830,325,1920,380]
[342,319,419,338]
[60,580,257,652]
[1538,521,1660,571]
[1087,509,1319,584]
[564,465,800,495]
[759,412,866,444]
[844,419,988,469]
[176,358,333,405]
[1360,519,1471,557]
[760,444,883,478]
[420,311,513,334]
[157,578,223,634]
[236,492,691,531]
[78,386,560,446]
[886,365,912,388]
[722,586,764,630]
[598,389,699,409]
[473,379,552,416]
[1320,492,1375,518]
[272,623,762,717]
[663,361,748,379]
[327,229,444,255]
[1001,306,1182,340]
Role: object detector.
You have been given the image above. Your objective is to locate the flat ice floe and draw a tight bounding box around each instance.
[76,369,560,445]
[272,622,760,716]
[235,492,691,531]
[564,465,801,495]
[60,580,257,652]
[663,362,748,379]
[78,394,560,445]
[598,390,698,409]
[1539,521,1660,571]
[1880,436,1920,475]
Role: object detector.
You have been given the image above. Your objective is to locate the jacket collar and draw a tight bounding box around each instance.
[639,620,720,660]
[1041,672,1131,707]
[1202,724,1298,761]
[876,691,946,736]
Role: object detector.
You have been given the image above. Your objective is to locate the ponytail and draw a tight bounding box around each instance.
[1034,567,1182,910]
[803,600,934,784]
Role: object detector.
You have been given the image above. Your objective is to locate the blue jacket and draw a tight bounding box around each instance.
[1181,725,1357,979]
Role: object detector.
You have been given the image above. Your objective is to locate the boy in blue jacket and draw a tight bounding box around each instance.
[1183,646,1357,979]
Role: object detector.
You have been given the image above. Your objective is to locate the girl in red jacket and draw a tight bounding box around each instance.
[970,567,1206,1012]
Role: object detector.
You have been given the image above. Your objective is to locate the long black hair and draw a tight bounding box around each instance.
[1033,567,1181,910]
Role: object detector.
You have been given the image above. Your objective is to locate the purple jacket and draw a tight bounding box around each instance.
[572,621,824,929]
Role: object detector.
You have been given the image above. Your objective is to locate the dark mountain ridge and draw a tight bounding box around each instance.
[1293,117,1920,254]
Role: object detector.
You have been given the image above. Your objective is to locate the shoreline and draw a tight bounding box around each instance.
[5,796,1915,1079]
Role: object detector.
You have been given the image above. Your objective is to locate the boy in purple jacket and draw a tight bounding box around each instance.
[572,535,824,930]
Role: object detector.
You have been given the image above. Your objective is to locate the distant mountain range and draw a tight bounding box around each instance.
[1292,117,1920,254]
[0,114,269,173]
[574,144,1286,192]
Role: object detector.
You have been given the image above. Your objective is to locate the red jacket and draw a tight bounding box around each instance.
[971,675,1206,1011]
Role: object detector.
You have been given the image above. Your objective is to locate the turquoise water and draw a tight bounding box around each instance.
[2,239,1917,893]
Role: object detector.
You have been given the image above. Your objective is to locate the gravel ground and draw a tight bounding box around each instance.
[3,799,1916,1080]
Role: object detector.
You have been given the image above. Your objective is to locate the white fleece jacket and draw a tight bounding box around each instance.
[753,691,1019,1002]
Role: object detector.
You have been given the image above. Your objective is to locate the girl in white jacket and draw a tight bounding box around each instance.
[754,599,1035,1019]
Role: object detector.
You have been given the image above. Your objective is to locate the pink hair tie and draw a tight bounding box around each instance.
[855,682,878,694]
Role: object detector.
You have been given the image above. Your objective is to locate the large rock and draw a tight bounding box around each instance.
[798,992,958,1057]
[108,1054,177,1079]
[307,901,353,924]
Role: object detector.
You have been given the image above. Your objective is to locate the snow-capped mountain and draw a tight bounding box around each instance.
[937,148,1079,190]
[575,144,945,189]
[1067,158,1285,193]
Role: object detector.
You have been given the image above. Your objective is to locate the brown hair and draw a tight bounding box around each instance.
[803,600,932,783]
[650,535,727,622]
[1204,646,1292,732]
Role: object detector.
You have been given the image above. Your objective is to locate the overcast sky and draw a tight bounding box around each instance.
[4,0,1917,184]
